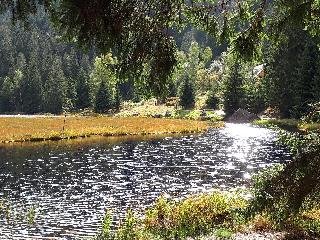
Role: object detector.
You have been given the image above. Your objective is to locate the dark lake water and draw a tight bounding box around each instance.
[0,123,291,239]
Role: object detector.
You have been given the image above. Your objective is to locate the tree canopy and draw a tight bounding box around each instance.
[1,0,319,93]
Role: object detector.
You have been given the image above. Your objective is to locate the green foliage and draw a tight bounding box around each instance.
[222,55,244,117]
[179,74,195,109]
[245,164,285,223]
[291,36,319,118]
[90,54,117,93]
[0,10,95,114]
[246,131,320,228]
[214,228,233,238]
[115,210,139,240]
[0,72,22,112]
[43,57,68,114]
[27,206,36,225]
[206,89,219,109]
[101,211,112,239]
[97,210,141,240]
[303,102,320,123]
[76,68,92,109]
[114,87,121,112]
[21,51,42,113]
[241,74,266,114]
[253,119,301,132]
[263,30,320,118]
[2,0,320,88]
[0,199,38,226]
[173,40,215,97]
[94,80,113,113]
[144,193,246,238]
[95,193,246,240]
[171,109,223,122]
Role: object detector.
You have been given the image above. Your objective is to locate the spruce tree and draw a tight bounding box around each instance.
[179,74,195,109]
[43,57,68,114]
[76,68,92,109]
[0,75,20,112]
[63,50,80,110]
[21,52,43,113]
[94,80,113,113]
[223,60,244,117]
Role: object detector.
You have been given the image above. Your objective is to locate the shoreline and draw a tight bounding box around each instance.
[0,116,223,144]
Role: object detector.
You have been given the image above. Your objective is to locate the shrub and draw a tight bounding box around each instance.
[144,193,246,238]
[246,139,320,228]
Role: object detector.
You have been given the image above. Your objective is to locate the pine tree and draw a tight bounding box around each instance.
[10,52,27,111]
[63,50,80,110]
[223,60,244,117]
[76,68,92,109]
[94,80,113,113]
[0,74,21,112]
[0,9,95,114]
[43,57,68,114]
[179,74,195,109]
[0,25,15,78]
[21,52,43,113]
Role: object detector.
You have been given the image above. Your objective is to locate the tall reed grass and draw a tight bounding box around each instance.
[0,116,213,143]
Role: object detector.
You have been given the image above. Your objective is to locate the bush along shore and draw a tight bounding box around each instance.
[93,187,320,240]
[0,116,223,144]
[253,119,320,132]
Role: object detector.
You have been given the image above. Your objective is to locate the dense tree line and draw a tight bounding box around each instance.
[203,30,320,119]
[0,11,146,114]
[0,11,95,114]
[1,9,319,119]
[0,11,222,114]
[264,31,320,118]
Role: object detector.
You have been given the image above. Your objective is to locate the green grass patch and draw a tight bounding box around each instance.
[214,228,234,238]
[253,119,300,131]
[173,109,223,121]
[253,119,320,132]
[299,122,320,132]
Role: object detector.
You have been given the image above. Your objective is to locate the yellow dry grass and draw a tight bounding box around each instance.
[0,116,210,143]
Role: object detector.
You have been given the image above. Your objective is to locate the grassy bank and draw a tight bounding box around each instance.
[94,191,320,240]
[253,119,320,132]
[97,192,246,240]
[0,116,217,143]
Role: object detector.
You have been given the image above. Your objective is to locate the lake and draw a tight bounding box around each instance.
[0,123,291,239]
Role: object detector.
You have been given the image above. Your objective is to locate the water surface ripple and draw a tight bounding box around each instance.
[0,123,291,239]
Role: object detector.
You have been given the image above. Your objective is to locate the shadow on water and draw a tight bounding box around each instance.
[0,123,291,239]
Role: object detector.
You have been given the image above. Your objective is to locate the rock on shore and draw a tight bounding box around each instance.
[228,109,260,123]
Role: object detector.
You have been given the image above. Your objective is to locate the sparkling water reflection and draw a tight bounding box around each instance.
[0,123,291,239]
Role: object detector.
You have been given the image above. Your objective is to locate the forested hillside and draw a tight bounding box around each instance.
[0,9,223,114]
[0,10,96,114]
